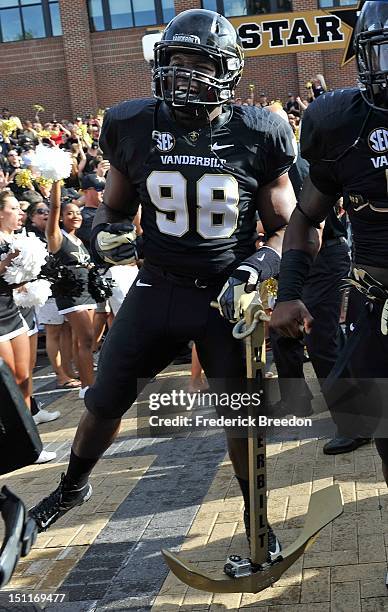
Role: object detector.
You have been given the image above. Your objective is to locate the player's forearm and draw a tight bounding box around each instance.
[254,172,296,259]
[240,173,295,281]
[90,203,138,267]
[282,208,323,258]
[283,175,335,257]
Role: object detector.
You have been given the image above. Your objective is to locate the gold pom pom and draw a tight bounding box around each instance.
[37,129,52,139]
[0,118,19,138]
[76,123,92,147]
[262,278,278,298]
[35,175,53,189]
[15,169,34,189]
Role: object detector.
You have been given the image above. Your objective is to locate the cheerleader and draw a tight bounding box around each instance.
[15,302,61,425]
[26,200,80,389]
[15,200,63,423]
[0,190,30,399]
[46,181,96,397]
[0,189,56,463]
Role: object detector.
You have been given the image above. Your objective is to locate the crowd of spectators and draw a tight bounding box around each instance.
[231,74,327,147]
[0,104,141,464]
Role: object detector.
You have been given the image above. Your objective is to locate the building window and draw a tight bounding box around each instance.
[0,0,61,42]
[88,0,175,31]
[318,0,357,7]
[202,0,292,18]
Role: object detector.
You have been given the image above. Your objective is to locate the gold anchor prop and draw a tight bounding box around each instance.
[162,295,343,593]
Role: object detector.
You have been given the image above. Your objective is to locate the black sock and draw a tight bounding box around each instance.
[65,449,99,488]
[31,396,39,416]
[236,476,250,512]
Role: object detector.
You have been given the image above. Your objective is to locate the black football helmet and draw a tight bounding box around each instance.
[152,9,244,109]
[355,0,388,110]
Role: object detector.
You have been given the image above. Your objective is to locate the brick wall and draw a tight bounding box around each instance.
[324,49,358,90]
[0,0,358,121]
[175,0,201,12]
[91,28,152,107]
[240,54,299,102]
[59,0,97,116]
[0,38,71,121]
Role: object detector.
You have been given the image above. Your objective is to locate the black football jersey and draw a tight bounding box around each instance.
[301,88,388,268]
[100,99,295,278]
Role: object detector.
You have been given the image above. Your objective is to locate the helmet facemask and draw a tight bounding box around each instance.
[152,42,243,110]
[357,32,388,108]
[355,2,388,111]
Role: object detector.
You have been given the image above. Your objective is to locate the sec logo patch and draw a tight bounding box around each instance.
[153,131,176,152]
[368,128,388,153]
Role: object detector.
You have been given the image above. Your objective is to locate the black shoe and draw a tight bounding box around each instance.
[243,511,282,561]
[29,473,92,532]
[267,524,282,560]
[270,398,313,418]
[323,437,371,455]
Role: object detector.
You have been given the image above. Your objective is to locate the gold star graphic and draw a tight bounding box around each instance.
[328,1,362,67]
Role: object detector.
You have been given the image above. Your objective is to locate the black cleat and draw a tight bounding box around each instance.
[267,524,282,560]
[243,510,282,561]
[323,436,370,455]
[29,473,92,532]
[269,399,313,418]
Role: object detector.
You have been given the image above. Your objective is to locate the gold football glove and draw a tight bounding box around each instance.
[92,223,137,266]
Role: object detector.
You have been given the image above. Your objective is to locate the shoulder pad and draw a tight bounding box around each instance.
[233,105,295,156]
[232,105,296,183]
[235,104,264,131]
[234,104,285,135]
[301,88,366,162]
[105,98,156,123]
[99,99,155,174]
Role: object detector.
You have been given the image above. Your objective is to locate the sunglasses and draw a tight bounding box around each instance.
[35,208,49,215]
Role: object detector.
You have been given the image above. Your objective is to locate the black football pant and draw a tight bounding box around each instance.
[343,288,388,465]
[85,264,251,476]
[270,239,351,408]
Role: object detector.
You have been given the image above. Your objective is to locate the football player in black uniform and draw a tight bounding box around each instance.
[270,1,388,482]
[30,9,296,555]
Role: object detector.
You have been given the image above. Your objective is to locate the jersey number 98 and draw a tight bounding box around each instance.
[146,171,239,239]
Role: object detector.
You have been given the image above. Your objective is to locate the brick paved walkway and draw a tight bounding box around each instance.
[153,441,388,612]
[1,366,387,611]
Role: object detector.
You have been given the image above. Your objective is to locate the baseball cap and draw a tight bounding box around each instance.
[64,187,82,200]
[81,174,105,191]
